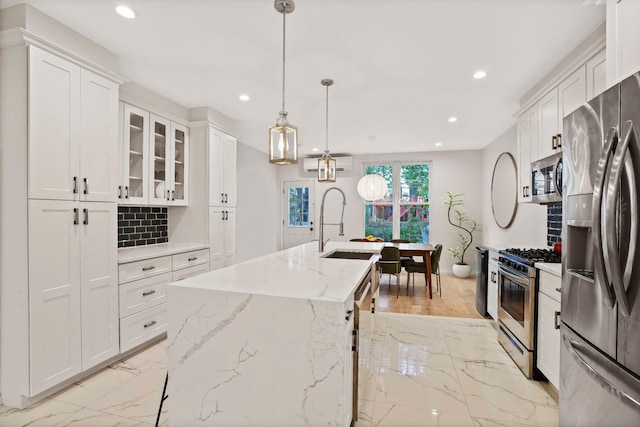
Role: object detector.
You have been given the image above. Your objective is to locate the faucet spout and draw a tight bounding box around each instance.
[319,187,347,252]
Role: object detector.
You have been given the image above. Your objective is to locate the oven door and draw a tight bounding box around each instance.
[498,264,535,349]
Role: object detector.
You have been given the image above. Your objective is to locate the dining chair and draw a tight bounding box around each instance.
[405,244,443,296]
[379,246,403,297]
[390,239,413,266]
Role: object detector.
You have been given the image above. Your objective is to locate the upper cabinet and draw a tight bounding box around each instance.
[29,46,118,203]
[118,103,189,206]
[586,49,607,100]
[537,88,561,160]
[606,0,640,86]
[208,126,237,207]
[517,107,536,202]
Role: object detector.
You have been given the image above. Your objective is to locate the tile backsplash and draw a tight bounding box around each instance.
[547,204,562,246]
[118,206,168,248]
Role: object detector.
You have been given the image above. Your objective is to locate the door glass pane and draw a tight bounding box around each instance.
[399,164,430,243]
[364,165,392,240]
[288,187,309,227]
[152,120,167,199]
[173,128,185,201]
[128,112,145,198]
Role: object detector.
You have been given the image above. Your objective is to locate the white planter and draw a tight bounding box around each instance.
[452,263,472,278]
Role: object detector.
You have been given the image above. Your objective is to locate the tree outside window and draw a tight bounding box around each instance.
[363,163,429,242]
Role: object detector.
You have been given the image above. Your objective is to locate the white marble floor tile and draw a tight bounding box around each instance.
[0,400,85,427]
[372,401,475,427]
[355,399,375,427]
[128,340,168,365]
[54,408,152,426]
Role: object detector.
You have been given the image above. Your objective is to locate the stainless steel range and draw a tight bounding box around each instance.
[497,248,560,378]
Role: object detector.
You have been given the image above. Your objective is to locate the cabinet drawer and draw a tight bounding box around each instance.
[172,263,209,282]
[172,249,209,271]
[539,270,562,302]
[119,272,170,318]
[119,256,172,284]
[120,304,167,353]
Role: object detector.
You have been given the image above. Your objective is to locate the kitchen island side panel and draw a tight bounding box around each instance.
[167,284,352,427]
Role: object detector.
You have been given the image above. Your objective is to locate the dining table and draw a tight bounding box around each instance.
[384,242,436,299]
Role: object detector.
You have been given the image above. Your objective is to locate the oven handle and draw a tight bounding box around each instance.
[498,264,530,283]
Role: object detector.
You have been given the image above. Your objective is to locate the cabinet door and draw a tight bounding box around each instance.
[487,258,499,320]
[28,200,81,395]
[209,207,225,270]
[537,291,561,389]
[149,114,170,205]
[79,70,118,203]
[586,49,607,100]
[169,122,189,206]
[537,88,560,160]
[208,127,225,206]
[121,104,149,204]
[224,208,236,267]
[223,134,237,207]
[80,202,119,369]
[559,66,586,120]
[28,46,80,201]
[607,0,640,85]
[517,110,534,202]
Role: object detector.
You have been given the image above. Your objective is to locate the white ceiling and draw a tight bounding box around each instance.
[0,0,605,156]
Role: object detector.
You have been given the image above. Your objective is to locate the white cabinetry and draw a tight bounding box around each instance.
[517,107,536,202]
[487,250,499,320]
[208,127,237,207]
[559,66,587,119]
[586,49,607,100]
[606,0,640,86]
[118,104,189,206]
[537,270,562,390]
[29,46,118,202]
[537,88,560,160]
[209,207,236,270]
[118,248,209,352]
[28,200,118,394]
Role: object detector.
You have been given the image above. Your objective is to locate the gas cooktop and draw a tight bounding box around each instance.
[500,248,561,265]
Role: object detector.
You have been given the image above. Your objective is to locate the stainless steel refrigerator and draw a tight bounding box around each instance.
[561,72,640,425]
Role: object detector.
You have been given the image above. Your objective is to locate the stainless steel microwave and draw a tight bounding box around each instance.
[531,152,562,204]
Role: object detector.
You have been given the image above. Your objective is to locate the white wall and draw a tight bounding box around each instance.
[481,125,548,248]
[277,150,484,274]
[236,143,280,262]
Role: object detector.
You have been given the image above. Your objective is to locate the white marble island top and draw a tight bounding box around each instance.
[167,240,382,426]
[172,241,383,303]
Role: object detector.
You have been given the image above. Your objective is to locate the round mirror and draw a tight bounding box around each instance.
[491,152,518,229]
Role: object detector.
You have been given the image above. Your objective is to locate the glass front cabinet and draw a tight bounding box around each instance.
[119,102,188,206]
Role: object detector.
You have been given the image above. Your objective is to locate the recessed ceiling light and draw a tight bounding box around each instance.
[239,94,250,101]
[473,70,487,79]
[435,142,443,147]
[116,5,136,19]
[312,148,319,152]
[448,117,457,123]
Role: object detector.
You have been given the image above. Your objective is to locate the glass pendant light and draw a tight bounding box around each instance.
[318,79,337,182]
[269,0,298,165]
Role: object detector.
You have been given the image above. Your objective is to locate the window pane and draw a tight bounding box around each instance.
[400,164,429,204]
[399,205,430,243]
[364,165,393,240]
[288,186,309,227]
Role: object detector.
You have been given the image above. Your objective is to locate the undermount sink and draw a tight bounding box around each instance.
[322,251,376,260]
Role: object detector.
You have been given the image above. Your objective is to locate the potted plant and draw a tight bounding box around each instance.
[443,192,480,278]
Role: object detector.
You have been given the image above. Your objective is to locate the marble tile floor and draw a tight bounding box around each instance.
[0,313,558,427]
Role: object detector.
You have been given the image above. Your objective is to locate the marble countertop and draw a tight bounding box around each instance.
[536,262,562,277]
[169,241,384,303]
[118,242,209,264]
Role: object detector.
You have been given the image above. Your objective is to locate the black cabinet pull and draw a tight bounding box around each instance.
[345,310,353,321]
[188,257,198,261]
[125,186,129,199]
[142,266,156,271]
[83,177,89,195]
[552,135,557,150]
[73,176,78,194]
[555,287,561,293]
[554,311,561,329]
[142,290,156,296]
[73,208,79,225]
[83,208,88,225]
[144,320,157,328]
[118,185,122,199]
[556,133,562,148]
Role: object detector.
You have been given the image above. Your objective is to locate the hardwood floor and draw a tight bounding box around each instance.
[376,270,485,319]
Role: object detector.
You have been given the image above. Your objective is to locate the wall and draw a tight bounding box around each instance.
[277,150,484,274]
[481,125,548,248]
[236,143,280,262]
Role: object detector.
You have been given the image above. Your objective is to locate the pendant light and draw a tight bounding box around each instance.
[269,0,298,165]
[318,79,337,182]
[357,136,388,201]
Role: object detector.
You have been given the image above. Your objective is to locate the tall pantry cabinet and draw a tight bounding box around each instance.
[0,40,121,407]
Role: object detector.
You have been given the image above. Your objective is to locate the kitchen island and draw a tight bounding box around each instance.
[166,241,382,426]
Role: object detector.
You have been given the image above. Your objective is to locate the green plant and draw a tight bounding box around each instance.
[443,192,480,265]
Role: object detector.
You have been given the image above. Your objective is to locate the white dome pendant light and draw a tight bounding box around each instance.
[357,173,387,201]
[318,79,337,182]
[269,0,298,165]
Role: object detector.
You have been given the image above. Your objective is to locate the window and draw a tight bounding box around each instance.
[288,186,310,226]
[363,163,430,242]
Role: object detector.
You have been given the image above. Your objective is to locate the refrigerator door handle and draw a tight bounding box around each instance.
[563,332,640,410]
[605,121,635,317]
[592,127,618,309]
